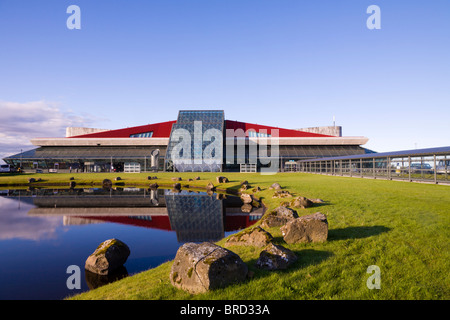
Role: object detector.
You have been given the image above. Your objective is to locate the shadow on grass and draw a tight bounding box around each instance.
[247,249,333,277]
[292,249,334,269]
[328,225,391,241]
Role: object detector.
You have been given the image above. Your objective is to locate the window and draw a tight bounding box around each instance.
[130,131,153,138]
[247,131,271,138]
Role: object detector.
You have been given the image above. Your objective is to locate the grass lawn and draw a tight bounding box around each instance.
[2,172,448,299]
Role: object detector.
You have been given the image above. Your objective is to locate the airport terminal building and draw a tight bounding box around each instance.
[3,110,371,173]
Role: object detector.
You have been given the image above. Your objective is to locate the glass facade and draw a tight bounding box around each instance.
[165,110,225,172]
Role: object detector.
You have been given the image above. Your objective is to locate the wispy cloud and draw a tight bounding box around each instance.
[0,100,95,161]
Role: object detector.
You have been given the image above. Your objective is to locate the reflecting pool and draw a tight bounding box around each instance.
[0,187,263,299]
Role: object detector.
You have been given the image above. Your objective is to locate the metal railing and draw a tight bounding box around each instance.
[298,147,450,185]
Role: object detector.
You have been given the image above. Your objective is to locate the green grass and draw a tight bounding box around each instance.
[2,172,448,299]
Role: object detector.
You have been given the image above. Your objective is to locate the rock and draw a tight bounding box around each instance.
[281,212,328,244]
[170,242,248,294]
[225,226,273,248]
[206,182,215,190]
[241,203,253,213]
[69,177,75,180]
[102,179,112,189]
[85,239,130,275]
[252,186,262,192]
[216,193,226,200]
[85,266,128,290]
[260,206,298,228]
[147,176,153,180]
[269,183,281,190]
[261,213,290,228]
[216,176,229,183]
[272,190,292,198]
[114,177,122,181]
[255,243,298,270]
[310,198,325,204]
[28,178,36,183]
[291,196,313,209]
[69,181,76,188]
[194,176,200,180]
[173,183,181,190]
[240,193,253,204]
[149,183,159,189]
[171,177,182,181]
[240,181,249,190]
[275,206,298,219]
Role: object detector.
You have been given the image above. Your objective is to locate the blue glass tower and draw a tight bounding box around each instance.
[165,110,225,172]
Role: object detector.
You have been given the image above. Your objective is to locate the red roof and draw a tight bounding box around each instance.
[225,120,332,137]
[70,119,331,139]
[69,120,176,138]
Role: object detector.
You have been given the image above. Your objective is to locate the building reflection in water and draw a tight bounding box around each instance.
[20,187,263,243]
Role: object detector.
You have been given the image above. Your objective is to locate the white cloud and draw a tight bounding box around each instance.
[0,100,95,161]
[0,197,61,241]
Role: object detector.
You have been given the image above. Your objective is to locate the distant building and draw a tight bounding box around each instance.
[3,110,370,173]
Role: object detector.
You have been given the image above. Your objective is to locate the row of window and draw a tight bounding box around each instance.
[130,131,153,138]
[247,131,272,138]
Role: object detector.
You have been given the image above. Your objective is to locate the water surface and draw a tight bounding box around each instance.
[0,187,262,299]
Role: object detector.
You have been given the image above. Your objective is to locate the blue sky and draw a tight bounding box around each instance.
[0,0,449,160]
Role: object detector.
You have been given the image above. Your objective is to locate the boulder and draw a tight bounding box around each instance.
[281,212,328,244]
[114,177,122,181]
[206,182,215,190]
[255,243,298,270]
[216,176,229,183]
[69,181,76,188]
[269,183,281,190]
[170,242,248,294]
[240,193,253,204]
[85,239,130,275]
[102,179,112,189]
[171,177,182,181]
[240,181,250,191]
[173,182,181,189]
[194,176,200,180]
[28,178,36,183]
[310,198,325,204]
[241,203,253,213]
[225,226,273,248]
[261,206,298,228]
[272,190,292,198]
[291,196,313,209]
[275,206,298,219]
